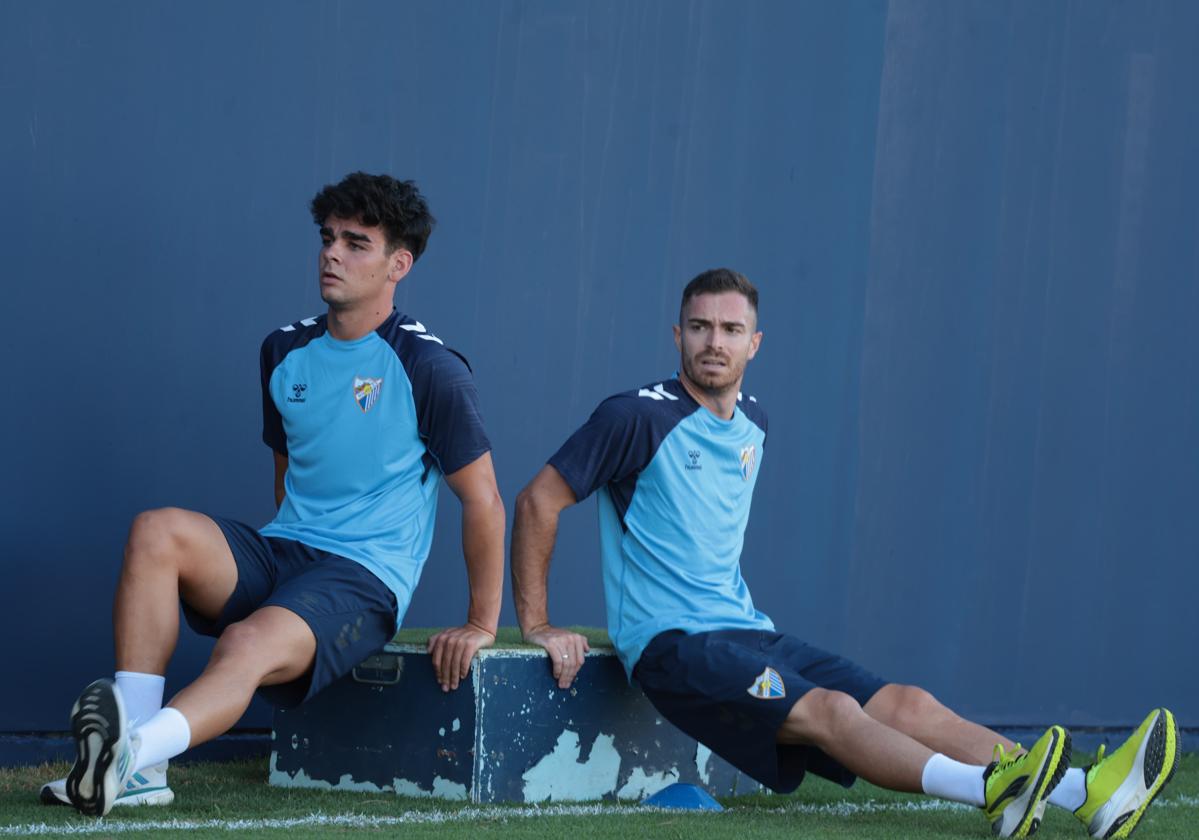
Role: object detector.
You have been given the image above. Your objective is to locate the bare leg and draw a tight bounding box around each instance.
[864,683,1017,764]
[779,688,935,792]
[168,605,315,745]
[113,508,239,674]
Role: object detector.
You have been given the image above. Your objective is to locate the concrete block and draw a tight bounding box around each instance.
[270,639,760,803]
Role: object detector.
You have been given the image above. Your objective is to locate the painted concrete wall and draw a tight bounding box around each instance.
[2,0,1195,732]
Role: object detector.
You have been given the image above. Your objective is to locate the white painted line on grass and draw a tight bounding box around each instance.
[6,807,622,836]
[4,795,1196,835]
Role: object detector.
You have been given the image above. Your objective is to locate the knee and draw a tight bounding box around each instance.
[212,621,265,668]
[212,614,314,684]
[785,688,865,744]
[871,683,945,730]
[124,508,193,569]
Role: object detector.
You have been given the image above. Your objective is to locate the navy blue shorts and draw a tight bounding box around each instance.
[181,516,397,709]
[633,629,887,793]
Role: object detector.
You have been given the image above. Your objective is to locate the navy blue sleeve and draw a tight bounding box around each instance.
[260,335,286,455]
[739,394,768,444]
[410,350,492,476]
[548,396,658,502]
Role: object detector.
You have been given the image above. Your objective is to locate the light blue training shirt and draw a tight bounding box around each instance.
[548,377,772,678]
[258,310,490,622]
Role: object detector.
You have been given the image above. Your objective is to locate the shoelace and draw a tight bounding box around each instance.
[1083,743,1108,781]
[992,742,1025,769]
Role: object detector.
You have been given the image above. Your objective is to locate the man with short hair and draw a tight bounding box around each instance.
[47,172,505,817]
[511,268,1177,838]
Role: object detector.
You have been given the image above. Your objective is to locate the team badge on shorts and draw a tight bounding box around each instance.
[746,666,785,699]
[353,376,383,412]
[739,444,756,481]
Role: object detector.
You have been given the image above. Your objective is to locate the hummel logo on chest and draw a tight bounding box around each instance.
[685,449,702,471]
[287,383,308,404]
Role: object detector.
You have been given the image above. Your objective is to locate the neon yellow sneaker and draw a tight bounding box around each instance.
[1074,708,1179,839]
[982,725,1071,837]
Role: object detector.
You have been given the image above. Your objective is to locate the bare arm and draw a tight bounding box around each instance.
[511,464,590,688]
[273,452,288,509]
[427,451,506,692]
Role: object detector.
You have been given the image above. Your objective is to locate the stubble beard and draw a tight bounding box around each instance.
[682,352,743,398]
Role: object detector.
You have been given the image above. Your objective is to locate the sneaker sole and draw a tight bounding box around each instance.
[116,786,175,807]
[1000,726,1072,838]
[1100,709,1180,839]
[41,784,175,807]
[39,786,68,806]
[64,680,126,817]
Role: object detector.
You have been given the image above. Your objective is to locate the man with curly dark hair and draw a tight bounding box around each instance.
[45,173,506,817]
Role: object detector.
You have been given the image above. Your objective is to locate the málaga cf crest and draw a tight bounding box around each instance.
[739,444,756,481]
[746,666,785,699]
[353,376,383,413]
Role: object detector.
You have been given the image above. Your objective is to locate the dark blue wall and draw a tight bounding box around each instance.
[2,0,1195,733]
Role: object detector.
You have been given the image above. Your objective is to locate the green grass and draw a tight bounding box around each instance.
[1,754,1194,839]
[392,626,613,649]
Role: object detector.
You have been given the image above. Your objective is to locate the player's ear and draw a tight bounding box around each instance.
[747,329,762,360]
[389,247,414,283]
[673,323,682,352]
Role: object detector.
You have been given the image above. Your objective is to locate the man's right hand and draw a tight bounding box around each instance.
[524,624,590,689]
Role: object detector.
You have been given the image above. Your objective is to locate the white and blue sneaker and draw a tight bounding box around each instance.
[41,762,174,807]
[64,679,140,816]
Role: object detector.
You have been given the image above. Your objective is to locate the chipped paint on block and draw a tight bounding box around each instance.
[391,779,426,798]
[331,773,390,793]
[263,753,466,800]
[269,753,390,793]
[472,654,493,804]
[273,644,752,803]
[393,777,469,800]
[696,743,712,785]
[433,777,469,799]
[271,650,476,798]
[521,731,621,802]
[616,766,679,800]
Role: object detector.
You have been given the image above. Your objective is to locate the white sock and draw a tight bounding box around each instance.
[921,753,986,806]
[114,671,165,728]
[1047,767,1087,811]
[131,707,191,773]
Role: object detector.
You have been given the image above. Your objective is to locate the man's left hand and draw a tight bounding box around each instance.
[427,624,496,692]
